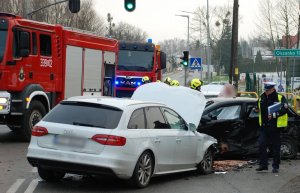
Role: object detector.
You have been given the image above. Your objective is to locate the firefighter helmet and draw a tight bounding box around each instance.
[142,76,151,84]
[170,80,180,86]
[164,77,172,85]
[190,78,203,90]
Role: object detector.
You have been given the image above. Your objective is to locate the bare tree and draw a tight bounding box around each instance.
[0,0,23,16]
[112,21,147,42]
[1,0,106,36]
[159,38,187,69]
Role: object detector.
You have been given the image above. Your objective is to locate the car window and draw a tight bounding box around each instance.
[161,107,187,130]
[210,105,241,120]
[128,108,145,129]
[43,102,123,129]
[145,107,169,129]
[40,34,52,56]
[247,104,258,118]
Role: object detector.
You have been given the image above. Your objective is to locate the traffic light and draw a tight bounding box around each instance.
[124,0,136,12]
[69,0,80,13]
[180,51,189,67]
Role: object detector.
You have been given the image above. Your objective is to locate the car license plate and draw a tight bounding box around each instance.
[53,135,87,148]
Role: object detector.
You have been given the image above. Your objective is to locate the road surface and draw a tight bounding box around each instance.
[1,125,300,193]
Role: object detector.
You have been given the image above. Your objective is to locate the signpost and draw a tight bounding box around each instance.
[274,49,300,57]
[274,49,300,92]
[190,58,202,70]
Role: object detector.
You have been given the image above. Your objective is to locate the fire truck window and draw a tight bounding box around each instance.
[13,30,30,58]
[40,34,52,56]
[32,32,37,55]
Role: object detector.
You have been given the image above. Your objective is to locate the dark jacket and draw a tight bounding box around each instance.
[258,90,288,127]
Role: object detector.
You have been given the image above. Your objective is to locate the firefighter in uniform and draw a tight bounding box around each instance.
[256,82,288,173]
[142,76,151,84]
[189,78,203,91]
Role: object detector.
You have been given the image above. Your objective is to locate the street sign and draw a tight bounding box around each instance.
[274,49,300,57]
[190,58,202,70]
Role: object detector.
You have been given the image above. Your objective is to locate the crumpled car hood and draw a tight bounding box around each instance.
[131,83,206,127]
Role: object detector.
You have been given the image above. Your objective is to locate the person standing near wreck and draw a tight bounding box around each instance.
[255,82,288,173]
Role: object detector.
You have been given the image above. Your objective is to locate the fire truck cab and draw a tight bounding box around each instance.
[115,41,166,97]
[0,13,118,140]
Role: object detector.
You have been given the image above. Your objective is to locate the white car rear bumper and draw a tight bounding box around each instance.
[27,143,137,179]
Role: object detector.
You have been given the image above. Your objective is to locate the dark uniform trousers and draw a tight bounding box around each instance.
[258,125,281,169]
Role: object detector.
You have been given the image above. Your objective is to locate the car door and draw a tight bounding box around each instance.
[144,106,177,172]
[161,107,198,170]
[199,104,243,155]
[242,102,260,156]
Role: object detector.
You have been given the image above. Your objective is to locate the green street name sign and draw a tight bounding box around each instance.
[274,49,300,57]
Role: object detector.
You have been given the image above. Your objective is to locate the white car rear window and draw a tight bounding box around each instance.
[43,102,123,129]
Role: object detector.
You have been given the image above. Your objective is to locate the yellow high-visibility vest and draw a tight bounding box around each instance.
[258,94,288,128]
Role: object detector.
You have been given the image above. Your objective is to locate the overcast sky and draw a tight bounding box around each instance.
[93,0,260,42]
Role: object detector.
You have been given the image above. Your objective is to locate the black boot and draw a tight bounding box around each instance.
[256,166,268,171]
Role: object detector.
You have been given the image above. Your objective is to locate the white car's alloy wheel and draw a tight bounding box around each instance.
[138,153,152,186]
[198,149,214,174]
[130,151,153,188]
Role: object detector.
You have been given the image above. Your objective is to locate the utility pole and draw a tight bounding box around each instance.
[107,13,115,37]
[230,0,239,89]
[293,2,300,92]
[206,0,211,83]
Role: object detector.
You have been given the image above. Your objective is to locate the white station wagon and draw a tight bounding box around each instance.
[27,88,217,188]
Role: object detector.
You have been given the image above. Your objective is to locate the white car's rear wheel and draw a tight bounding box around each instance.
[198,149,214,175]
[130,151,154,188]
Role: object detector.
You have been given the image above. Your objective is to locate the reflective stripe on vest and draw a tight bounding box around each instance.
[258,94,288,128]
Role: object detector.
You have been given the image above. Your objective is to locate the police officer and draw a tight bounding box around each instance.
[256,82,288,173]
[142,76,151,84]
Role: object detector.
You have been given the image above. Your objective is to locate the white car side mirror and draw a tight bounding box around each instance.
[189,123,197,132]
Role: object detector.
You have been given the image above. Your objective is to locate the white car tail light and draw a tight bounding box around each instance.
[32,126,48,137]
[92,134,126,146]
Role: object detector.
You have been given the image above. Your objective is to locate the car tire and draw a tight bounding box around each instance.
[280,137,298,160]
[38,167,65,182]
[198,148,214,175]
[129,151,154,188]
[20,100,46,141]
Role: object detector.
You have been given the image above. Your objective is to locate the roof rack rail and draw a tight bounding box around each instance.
[64,27,99,36]
[0,12,18,18]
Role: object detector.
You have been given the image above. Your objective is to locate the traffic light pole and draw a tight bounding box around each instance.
[185,16,190,86]
[175,14,190,86]
[27,0,68,19]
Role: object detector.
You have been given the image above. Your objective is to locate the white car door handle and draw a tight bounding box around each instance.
[154,138,161,143]
[176,138,181,143]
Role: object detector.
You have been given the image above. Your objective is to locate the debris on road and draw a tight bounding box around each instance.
[214,171,227,174]
[214,160,249,172]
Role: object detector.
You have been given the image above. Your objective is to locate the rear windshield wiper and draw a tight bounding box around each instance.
[73,122,106,128]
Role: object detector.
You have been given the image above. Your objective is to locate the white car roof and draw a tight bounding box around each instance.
[66,96,165,110]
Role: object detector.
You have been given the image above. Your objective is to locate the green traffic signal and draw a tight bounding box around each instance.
[180,51,189,67]
[125,0,136,12]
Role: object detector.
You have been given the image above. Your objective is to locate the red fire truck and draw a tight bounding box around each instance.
[115,41,166,97]
[0,13,118,140]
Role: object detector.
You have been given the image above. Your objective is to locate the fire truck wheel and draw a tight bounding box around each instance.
[21,100,46,141]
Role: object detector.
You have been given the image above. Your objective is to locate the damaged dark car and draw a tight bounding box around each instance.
[198,97,300,159]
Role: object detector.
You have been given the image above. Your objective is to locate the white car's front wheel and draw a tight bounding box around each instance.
[198,149,214,175]
[130,151,154,188]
